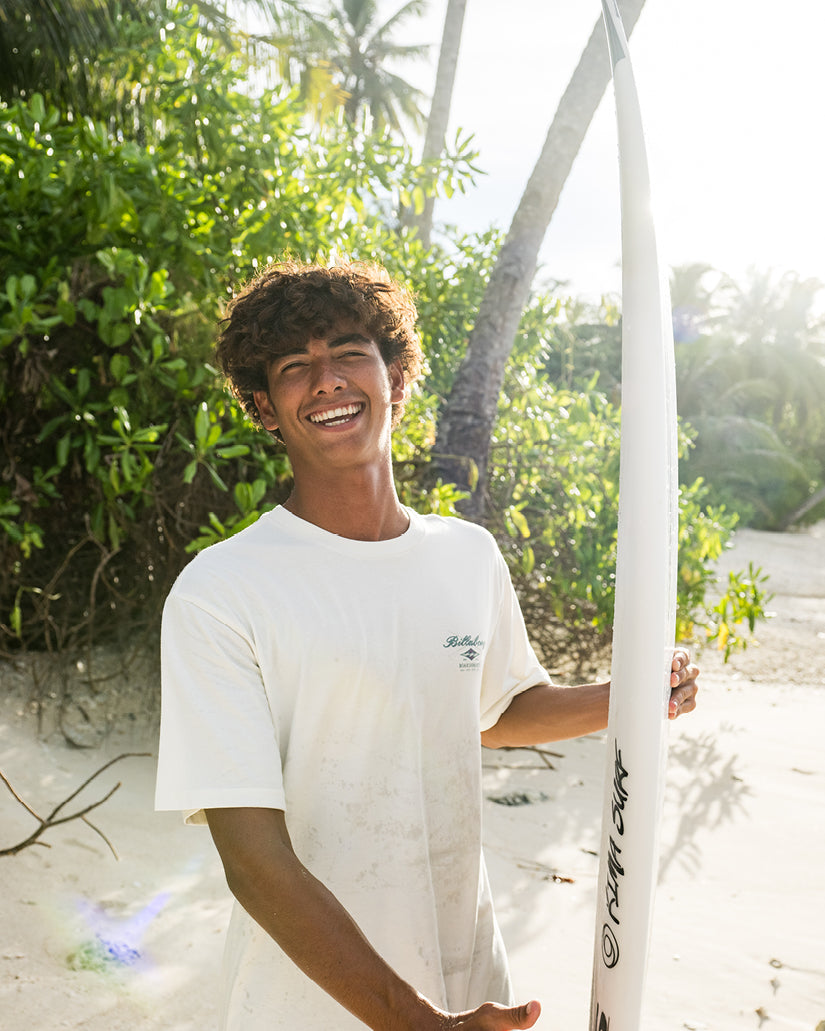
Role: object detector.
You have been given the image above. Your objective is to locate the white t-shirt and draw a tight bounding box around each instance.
[155,506,549,1030]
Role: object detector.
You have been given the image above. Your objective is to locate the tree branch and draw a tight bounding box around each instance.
[0,752,151,858]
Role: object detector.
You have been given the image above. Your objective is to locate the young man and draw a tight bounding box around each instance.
[155,261,698,1031]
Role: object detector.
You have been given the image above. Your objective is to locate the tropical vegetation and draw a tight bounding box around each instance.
[0,0,795,700]
[672,265,825,529]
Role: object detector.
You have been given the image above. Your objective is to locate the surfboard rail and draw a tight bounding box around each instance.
[588,3,679,1029]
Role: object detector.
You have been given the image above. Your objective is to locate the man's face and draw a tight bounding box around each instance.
[252,326,405,475]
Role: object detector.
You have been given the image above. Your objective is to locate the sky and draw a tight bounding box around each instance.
[391,0,825,301]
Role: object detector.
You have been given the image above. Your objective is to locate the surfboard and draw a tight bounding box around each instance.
[589,3,678,1029]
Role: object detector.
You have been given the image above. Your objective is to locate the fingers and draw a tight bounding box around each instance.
[669,647,690,685]
[668,682,698,719]
[670,662,699,691]
[669,647,699,720]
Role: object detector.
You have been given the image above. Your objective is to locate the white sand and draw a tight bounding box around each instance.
[2,524,824,1030]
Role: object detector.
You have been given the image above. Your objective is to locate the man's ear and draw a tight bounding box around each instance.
[253,389,279,432]
[388,359,406,404]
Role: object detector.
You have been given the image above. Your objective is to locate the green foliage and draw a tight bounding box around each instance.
[673,266,825,529]
[703,563,773,661]
[477,302,768,671]
[539,294,622,395]
[185,477,278,553]
[0,2,475,653]
[679,413,812,529]
[537,266,825,532]
[0,2,769,676]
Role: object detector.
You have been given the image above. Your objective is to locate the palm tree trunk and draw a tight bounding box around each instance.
[779,483,825,530]
[432,0,647,521]
[414,0,467,247]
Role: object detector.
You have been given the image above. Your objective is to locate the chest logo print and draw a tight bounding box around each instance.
[443,635,485,671]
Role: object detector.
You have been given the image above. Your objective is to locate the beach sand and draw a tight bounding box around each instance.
[2,523,824,1030]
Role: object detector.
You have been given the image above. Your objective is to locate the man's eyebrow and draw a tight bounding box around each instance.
[329,333,372,348]
[272,333,371,363]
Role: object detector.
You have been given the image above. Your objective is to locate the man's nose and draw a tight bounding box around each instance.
[310,357,346,393]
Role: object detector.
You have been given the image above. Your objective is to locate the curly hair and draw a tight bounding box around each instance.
[215,261,423,428]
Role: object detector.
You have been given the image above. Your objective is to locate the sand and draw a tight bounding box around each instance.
[1,523,824,1030]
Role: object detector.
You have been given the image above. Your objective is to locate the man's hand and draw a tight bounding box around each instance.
[668,647,699,720]
[435,999,541,1030]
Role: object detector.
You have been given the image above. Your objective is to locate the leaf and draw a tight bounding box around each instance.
[110,354,131,382]
[76,367,91,400]
[521,545,535,575]
[113,406,131,435]
[56,433,72,468]
[19,275,37,303]
[510,507,530,539]
[194,404,210,448]
[31,93,46,124]
[216,444,249,459]
[106,323,132,349]
[10,602,22,638]
[108,513,121,551]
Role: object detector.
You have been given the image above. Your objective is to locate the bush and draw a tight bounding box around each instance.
[0,58,470,655]
[0,20,769,687]
[480,302,769,674]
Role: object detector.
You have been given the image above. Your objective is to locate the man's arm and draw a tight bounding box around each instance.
[205,806,540,1031]
[481,648,699,749]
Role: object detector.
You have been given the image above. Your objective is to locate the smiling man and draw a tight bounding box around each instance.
[155,261,698,1031]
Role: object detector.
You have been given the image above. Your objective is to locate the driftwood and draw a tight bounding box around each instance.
[483,745,564,771]
[0,752,151,858]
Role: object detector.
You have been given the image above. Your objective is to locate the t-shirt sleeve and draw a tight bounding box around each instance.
[154,586,286,825]
[478,549,551,732]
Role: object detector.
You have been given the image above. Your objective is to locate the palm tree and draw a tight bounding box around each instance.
[700,271,825,458]
[675,268,825,528]
[0,0,235,126]
[0,0,131,108]
[275,0,431,136]
[669,262,723,343]
[410,0,467,245]
[431,0,648,520]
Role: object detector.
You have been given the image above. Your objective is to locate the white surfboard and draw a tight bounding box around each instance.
[589,3,678,1029]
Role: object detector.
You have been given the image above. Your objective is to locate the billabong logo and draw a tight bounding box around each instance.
[443,635,485,671]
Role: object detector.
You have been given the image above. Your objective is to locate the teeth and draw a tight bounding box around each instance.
[309,404,361,424]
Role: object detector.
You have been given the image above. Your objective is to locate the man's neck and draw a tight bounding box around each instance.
[284,466,409,542]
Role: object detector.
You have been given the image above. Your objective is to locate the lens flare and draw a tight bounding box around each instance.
[75,891,169,969]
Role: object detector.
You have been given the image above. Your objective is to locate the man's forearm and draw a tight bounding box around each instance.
[482,649,700,748]
[206,807,440,1031]
[481,681,610,749]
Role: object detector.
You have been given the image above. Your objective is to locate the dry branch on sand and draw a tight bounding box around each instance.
[0,751,151,858]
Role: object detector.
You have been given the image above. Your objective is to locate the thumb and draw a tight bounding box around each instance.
[499,1000,541,1029]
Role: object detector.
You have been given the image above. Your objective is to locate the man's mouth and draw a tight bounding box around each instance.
[308,403,363,427]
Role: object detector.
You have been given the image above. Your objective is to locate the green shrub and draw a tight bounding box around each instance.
[0,14,770,677]
[0,57,470,653]
[481,313,769,673]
